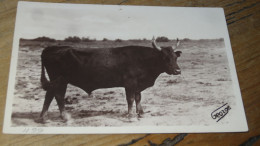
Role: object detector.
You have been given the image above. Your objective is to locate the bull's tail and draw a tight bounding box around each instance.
[41,56,50,91]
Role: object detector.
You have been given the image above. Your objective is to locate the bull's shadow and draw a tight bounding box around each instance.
[12,108,128,126]
[72,109,122,119]
[11,111,63,126]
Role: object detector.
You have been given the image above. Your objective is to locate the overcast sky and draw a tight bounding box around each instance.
[16,2,227,40]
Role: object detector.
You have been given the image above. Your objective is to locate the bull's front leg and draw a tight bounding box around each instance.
[125,88,135,118]
[135,92,144,117]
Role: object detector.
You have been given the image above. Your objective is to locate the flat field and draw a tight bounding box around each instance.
[11,39,235,127]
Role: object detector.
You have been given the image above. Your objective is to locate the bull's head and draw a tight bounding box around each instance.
[152,37,182,75]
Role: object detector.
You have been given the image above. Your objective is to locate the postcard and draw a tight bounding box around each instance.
[3,1,248,134]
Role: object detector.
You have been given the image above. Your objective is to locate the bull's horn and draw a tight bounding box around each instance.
[152,37,162,51]
[172,38,180,50]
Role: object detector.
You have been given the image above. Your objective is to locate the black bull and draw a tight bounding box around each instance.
[38,40,182,122]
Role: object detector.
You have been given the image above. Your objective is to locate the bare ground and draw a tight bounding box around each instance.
[11,39,235,127]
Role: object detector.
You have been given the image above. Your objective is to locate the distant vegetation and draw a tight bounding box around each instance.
[30,36,56,42]
[115,38,123,42]
[64,36,81,42]
[20,36,224,43]
[63,36,97,42]
[102,38,109,41]
[156,36,170,42]
[183,38,191,42]
[82,37,96,42]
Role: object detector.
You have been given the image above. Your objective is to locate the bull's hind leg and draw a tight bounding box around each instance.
[36,90,55,123]
[54,83,68,121]
[135,92,144,117]
[125,88,135,118]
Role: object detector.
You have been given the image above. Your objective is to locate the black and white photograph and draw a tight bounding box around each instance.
[3,2,248,134]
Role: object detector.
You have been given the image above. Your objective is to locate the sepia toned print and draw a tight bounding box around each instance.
[13,37,231,127]
[3,2,248,133]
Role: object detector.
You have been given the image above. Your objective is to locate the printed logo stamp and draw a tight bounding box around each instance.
[211,103,231,122]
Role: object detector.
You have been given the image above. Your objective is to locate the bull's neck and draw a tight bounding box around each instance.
[154,50,167,75]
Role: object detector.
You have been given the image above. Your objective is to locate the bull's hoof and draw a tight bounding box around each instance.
[137,110,144,114]
[35,117,47,124]
[126,113,138,122]
[136,110,144,118]
[126,113,132,118]
[60,112,71,123]
[137,113,144,118]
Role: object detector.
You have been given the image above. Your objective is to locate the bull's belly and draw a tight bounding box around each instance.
[67,70,124,93]
[68,74,159,94]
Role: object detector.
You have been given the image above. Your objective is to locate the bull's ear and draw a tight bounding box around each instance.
[175,51,182,57]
